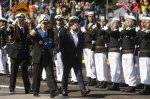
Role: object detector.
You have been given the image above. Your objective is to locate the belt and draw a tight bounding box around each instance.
[109,48,119,51]
[140,49,150,53]
[122,49,134,53]
[95,46,105,49]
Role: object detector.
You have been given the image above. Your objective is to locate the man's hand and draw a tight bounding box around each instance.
[81,27,87,33]
[30,29,37,36]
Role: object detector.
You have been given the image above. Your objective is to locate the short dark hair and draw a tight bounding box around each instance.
[69,19,79,27]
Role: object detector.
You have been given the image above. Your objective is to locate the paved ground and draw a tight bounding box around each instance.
[0,67,150,99]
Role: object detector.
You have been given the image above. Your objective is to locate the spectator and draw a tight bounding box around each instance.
[28,0,36,21]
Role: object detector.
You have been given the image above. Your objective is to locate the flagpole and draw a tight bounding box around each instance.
[10,0,12,9]
[106,0,109,19]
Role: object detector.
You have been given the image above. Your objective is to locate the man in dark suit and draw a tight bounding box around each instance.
[60,16,90,96]
[30,14,60,98]
[6,13,31,94]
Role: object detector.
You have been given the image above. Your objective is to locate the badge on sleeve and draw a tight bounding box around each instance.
[39,40,43,44]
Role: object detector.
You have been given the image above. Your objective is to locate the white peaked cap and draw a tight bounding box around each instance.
[145,16,150,21]
[69,16,79,20]
[15,13,26,19]
[0,17,8,22]
[100,16,105,20]
[38,14,50,24]
[111,17,120,24]
[87,11,94,16]
[55,15,64,19]
[125,15,136,20]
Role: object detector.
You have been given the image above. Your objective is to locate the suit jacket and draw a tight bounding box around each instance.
[31,28,54,64]
[6,24,31,59]
[60,31,83,67]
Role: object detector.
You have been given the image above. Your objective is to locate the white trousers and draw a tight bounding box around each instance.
[71,68,77,82]
[139,57,150,85]
[108,52,121,83]
[54,52,77,82]
[83,48,96,79]
[54,52,64,81]
[94,53,108,81]
[0,49,7,74]
[42,68,46,80]
[122,53,137,86]
[135,55,140,79]
[6,54,11,74]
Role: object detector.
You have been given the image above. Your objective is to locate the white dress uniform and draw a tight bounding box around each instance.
[137,17,150,95]
[121,15,137,92]
[108,18,122,84]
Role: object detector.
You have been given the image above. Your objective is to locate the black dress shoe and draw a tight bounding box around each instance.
[87,79,96,86]
[124,86,136,93]
[33,93,39,97]
[137,90,150,95]
[137,85,150,95]
[70,81,78,85]
[107,83,120,91]
[62,90,68,96]
[94,81,101,88]
[10,89,15,92]
[25,90,30,94]
[100,81,107,88]
[81,89,90,97]
[50,90,60,98]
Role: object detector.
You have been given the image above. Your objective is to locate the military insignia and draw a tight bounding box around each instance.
[44,42,47,45]
[39,40,43,44]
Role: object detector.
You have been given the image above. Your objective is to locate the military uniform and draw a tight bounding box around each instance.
[106,18,122,91]
[54,23,67,82]
[137,17,150,95]
[6,14,31,93]
[121,25,137,92]
[93,26,108,88]
[30,14,60,98]
[82,21,99,86]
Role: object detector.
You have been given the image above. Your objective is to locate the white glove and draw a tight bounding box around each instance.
[3,45,7,49]
[0,26,4,29]
[136,26,140,32]
[135,45,139,48]
[36,24,41,29]
[92,24,97,29]
[81,27,87,33]
[145,30,150,33]
[30,29,37,36]
[103,26,108,30]
[105,44,107,48]
[113,29,117,31]
[119,27,123,32]
[92,40,96,44]
[119,47,122,50]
